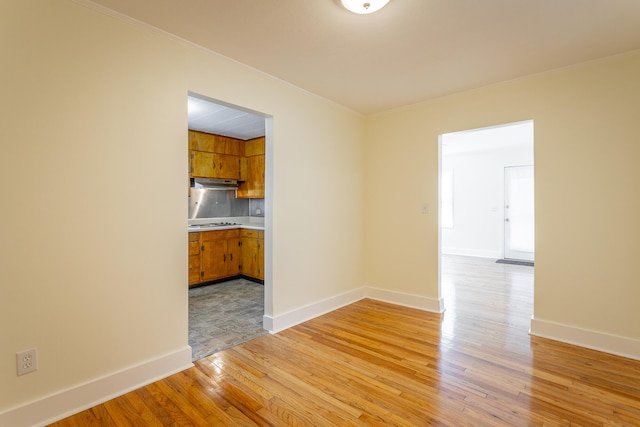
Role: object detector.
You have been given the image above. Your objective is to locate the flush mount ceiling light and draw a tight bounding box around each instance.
[341,0,390,14]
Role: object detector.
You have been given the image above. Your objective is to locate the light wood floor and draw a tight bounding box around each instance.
[50,256,640,426]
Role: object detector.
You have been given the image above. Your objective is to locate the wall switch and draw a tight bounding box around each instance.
[421,202,429,214]
[17,348,38,376]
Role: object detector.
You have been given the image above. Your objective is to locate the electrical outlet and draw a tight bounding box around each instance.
[17,348,38,376]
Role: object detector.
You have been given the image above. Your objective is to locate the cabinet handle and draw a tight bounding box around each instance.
[201,245,204,251]
[212,161,216,170]
[223,254,226,262]
[219,162,223,170]
[229,253,233,261]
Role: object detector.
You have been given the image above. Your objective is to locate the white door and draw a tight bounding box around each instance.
[504,165,534,261]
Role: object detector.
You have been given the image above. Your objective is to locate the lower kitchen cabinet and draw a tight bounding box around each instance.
[188,232,201,285]
[188,228,264,286]
[241,229,264,280]
[190,229,242,286]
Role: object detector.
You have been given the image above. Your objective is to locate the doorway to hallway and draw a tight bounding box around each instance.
[439,120,534,322]
[439,121,534,261]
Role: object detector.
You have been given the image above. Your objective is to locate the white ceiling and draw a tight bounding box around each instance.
[442,121,533,155]
[91,0,640,116]
[188,95,265,140]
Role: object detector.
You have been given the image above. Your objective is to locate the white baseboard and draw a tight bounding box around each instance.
[0,346,193,427]
[441,247,501,259]
[264,288,366,333]
[264,286,443,334]
[529,317,640,361]
[364,287,444,313]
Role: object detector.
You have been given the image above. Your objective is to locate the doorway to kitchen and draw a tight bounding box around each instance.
[439,121,534,329]
[187,93,271,360]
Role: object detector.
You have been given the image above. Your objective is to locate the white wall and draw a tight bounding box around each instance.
[441,141,533,258]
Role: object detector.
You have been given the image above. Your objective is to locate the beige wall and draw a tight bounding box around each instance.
[365,52,640,340]
[2,0,638,418]
[0,0,364,412]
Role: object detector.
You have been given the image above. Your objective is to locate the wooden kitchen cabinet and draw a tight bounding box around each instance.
[188,130,215,152]
[241,229,264,280]
[188,232,201,285]
[189,151,243,180]
[226,235,242,277]
[237,136,265,198]
[190,229,242,286]
[189,130,244,156]
[200,231,227,282]
[188,130,245,181]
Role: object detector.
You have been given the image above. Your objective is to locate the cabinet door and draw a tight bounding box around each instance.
[244,137,265,157]
[237,154,265,198]
[188,233,201,285]
[188,130,215,152]
[214,154,241,180]
[226,237,242,277]
[190,151,215,178]
[190,151,241,180]
[241,237,259,279]
[215,135,245,156]
[256,238,264,280]
[201,233,227,281]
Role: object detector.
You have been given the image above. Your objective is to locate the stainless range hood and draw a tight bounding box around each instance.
[191,178,238,189]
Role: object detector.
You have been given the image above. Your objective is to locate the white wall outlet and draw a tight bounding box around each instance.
[256,208,261,215]
[16,348,38,376]
[421,202,429,214]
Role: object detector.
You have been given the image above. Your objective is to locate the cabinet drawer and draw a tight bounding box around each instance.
[201,229,240,240]
[240,229,264,239]
[189,232,200,242]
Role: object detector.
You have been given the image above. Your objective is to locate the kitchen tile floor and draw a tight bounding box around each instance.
[189,278,266,361]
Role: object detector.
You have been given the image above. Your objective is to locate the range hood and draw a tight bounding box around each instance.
[191,178,238,189]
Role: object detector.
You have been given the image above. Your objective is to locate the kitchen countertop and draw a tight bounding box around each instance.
[188,216,264,232]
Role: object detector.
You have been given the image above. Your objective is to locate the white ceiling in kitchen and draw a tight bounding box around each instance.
[188,96,265,140]
[86,0,640,115]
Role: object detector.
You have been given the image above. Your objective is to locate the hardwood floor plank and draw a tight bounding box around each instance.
[144,381,211,426]
[88,405,118,427]
[50,256,640,426]
[103,394,161,427]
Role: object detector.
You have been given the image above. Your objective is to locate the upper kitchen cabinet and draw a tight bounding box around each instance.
[188,130,244,156]
[190,151,243,180]
[188,130,245,181]
[237,136,265,198]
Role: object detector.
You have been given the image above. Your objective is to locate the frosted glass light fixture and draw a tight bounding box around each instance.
[341,0,390,14]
